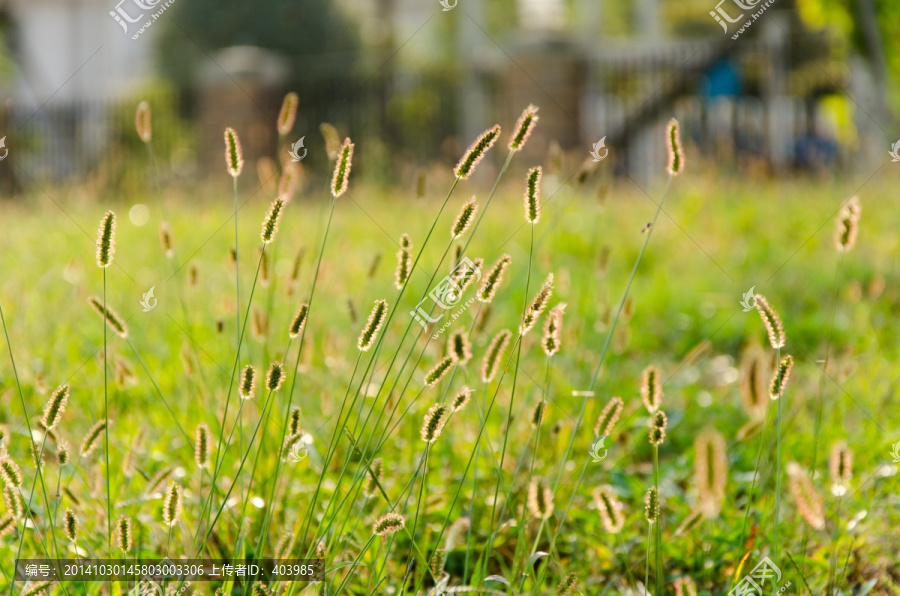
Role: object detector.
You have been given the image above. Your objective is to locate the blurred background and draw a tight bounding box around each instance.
[0,0,897,193]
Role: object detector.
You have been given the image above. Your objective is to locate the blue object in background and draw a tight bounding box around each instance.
[700,59,742,99]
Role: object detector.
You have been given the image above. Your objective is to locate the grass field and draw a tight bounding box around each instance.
[1,128,900,595]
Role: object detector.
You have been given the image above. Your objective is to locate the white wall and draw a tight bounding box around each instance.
[8,0,156,105]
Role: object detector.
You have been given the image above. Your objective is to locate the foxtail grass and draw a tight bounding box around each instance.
[483,169,548,579]
[253,137,352,557]
[787,462,825,530]
[301,120,517,588]
[807,197,858,585]
[95,210,117,552]
[694,428,727,518]
[592,486,625,534]
[533,120,683,594]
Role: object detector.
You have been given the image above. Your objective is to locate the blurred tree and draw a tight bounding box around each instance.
[797,0,897,120]
[157,0,359,88]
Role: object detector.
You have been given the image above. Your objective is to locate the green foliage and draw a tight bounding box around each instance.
[156,0,359,87]
[1,172,898,592]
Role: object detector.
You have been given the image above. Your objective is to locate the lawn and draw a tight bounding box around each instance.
[1,134,899,595]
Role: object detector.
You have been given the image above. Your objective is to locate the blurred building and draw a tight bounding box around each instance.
[0,0,157,178]
[0,0,876,182]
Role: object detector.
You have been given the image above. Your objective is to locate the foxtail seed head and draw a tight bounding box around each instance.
[224,127,244,177]
[425,356,455,387]
[266,361,285,392]
[162,482,183,526]
[64,508,78,542]
[451,197,478,239]
[289,304,310,338]
[31,439,43,469]
[829,441,852,496]
[96,211,117,268]
[135,101,152,143]
[666,118,684,176]
[56,441,70,465]
[431,548,447,578]
[261,198,286,244]
[455,125,501,180]
[395,234,412,289]
[592,485,625,533]
[320,122,341,160]
[288,407,302,437]
[694,428,727,518]
[649,410,668,445]
[373,512,405,536]
[481,329,512,383]
[21,582,52,596]
[4,486,23,519]
[448,328,472,364]
[277,92,299,136]
[531,401,546,428]
[754,294,785,349]
[80,420,108,457]
[644,486,659,523]
[195,424,210,468]
[446,517,471,549]
[117,515,133,553]
[509,105,540,151]
[477,255,512,303]
[676,510,705,536]
[364,458,384,498]
[674,577,698,596]
[239,365,257,400]
[358,299,388,351]
[527,476,554,519]
[451,387,472,412]
[0,515,15,538]
[769,354,794,400]
[594,396,624,437]
[739,346,768,421]
[542,303,565,356]
[42,384,69,430]
[160,222,174,258]
[524,166,542,224]
[835,196,860,252]
[88,297,128,338]
[421,403,450,443]
[457,257,483,294]
[509,104,539,152]
[555,572,577,595]
[330,138,354,198]
[519,273,554,335]
[641,365,663,413]
[0,457,22,487]
[787,461,825,530]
